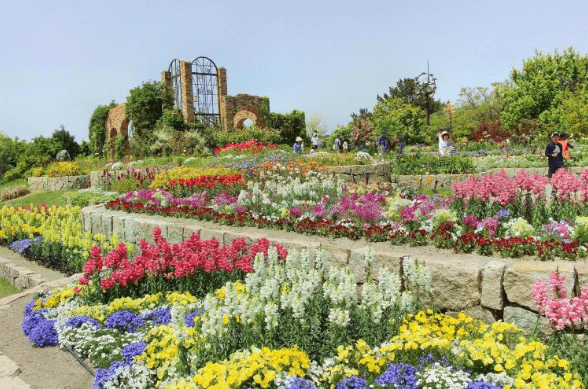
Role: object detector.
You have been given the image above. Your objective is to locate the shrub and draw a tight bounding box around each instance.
[149,166,239,189]
[390,153,475,175]
[0,186,30,201]
[31,167,44,177]
[63,192,116,208]
[46,162,81,177]
[212,126,282,146]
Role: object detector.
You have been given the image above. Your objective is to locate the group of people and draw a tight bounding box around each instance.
[295,132,405,155]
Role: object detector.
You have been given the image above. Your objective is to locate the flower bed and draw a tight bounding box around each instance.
[22,232,586,388]
[0,205,124,274]
[213,138,279,155]
[104,167,588,260]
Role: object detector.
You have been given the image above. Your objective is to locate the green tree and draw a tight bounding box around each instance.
[501,47,588,131]
[88,101,117,157]
[305,114,328,138]
[372,97,426,144]
[377,77,444,114]
[125,81,174,135]
[543,86,588,139]
[50,126,80,158]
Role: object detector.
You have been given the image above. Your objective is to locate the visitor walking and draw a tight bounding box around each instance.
[293,136,304,154]
[333,136,342,152]
[342,140,349,152]
[311,132,319,150]
[545,132,564,178]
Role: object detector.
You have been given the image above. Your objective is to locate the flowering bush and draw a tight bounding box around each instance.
[80,226,287,302]
[46,161,81,177]
[213,138,279,155]
[166,174,246,198]
[149,166,239,189]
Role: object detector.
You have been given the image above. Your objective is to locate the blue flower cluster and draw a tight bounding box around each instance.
[184,309,205,327]
[93,360,126,389]
[284,377,317,389]
[142,307,171,325]
[335,376,368,389]
[496,209,510,219]
[467,383,501,389]
[375,362,418,388]
[22,305,58,347]
[64,315,101,329]
[10,239,32,254]
[121,341,147,363]
[104,311,144,333]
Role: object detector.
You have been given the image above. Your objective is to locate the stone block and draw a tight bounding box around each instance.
[112,216,125,240]
[350,248,403,283]
[447,305,496,325]
[410,256,482,311]
[90,212,103,235]
[182,225,203,241]
[167,224,184,243]
[575,263,588,294]
[279,238,320,256]
[131,218,147,244]
[323,245,350,269]
[101,213,113,238]
[504,262,575,311]
[14,276,27,290]
[199,228,226,243]
[28,275,47,288]
[503,306,552,337]
[481,261,506,310]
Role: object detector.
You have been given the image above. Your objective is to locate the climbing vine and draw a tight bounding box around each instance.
[88,101,117,157]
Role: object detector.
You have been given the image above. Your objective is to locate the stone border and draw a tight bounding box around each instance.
[28,175,90,191]
[0,256,49,290]
[82,205,588,335]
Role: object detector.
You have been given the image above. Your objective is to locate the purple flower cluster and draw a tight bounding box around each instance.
[335,376,369,389]
[104,311,144,333]
[375,362,418,388]
[22,301,58,347]
[284,377,317,389]
[121,341,147,363]
[214,192,238,207]
[401,195,452,223]
[10,238,33,254]
[544,221,571,241]
[142,307,171,325]
[463,215,480,230]
[185,309,205,327]
[332,193,386,222]
[93,360,126,389]
[63,316,101,329]
[467,383,501,389]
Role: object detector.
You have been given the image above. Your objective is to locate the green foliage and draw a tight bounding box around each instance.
[115,133,127,160]
[125,81,174,135]
[63,192,116,207]
[501,47,588,133]
[377,77,444,113]
[266,110,306,145]
[51,126,80,159]
[389,153,475,175]
[543,86,588,139]
[213,126,282,146]
[88,101,117,157]
[372,97,427,144]
[0,278,19,298]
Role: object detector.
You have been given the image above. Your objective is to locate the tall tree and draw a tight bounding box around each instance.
[501,47,588,130]
[377,78,443,114]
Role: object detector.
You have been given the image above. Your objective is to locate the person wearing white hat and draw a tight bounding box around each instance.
[438,131,455,157]
[293,136,304,154]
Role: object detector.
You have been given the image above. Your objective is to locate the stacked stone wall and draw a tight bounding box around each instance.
[28,175,90,191]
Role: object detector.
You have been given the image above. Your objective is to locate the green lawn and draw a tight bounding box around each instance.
[1,190,72,208]
[0,278,19,298]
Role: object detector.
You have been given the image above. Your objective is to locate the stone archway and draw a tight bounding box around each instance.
[104,104,129,161]
[233,109,260,129]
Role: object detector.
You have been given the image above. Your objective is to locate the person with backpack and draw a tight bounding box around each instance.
[333,136,342,152]
[559,133,574,161]
[545,132,564,178]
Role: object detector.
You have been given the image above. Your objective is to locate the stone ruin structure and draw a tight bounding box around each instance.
[103,57,277,160]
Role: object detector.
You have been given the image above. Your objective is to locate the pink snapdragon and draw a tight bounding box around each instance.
[551,169,580,201]
[532,271,588,330]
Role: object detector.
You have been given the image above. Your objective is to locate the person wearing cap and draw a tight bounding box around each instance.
[438,131,455,157]
[545,132,564,178]
[293,136,304,154]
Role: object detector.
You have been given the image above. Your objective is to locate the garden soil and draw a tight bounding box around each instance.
[0,294,94,389]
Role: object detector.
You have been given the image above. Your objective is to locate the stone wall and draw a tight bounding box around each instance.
[82,205,588,334]
[220,94,267,131]
[104,104,129,161]
[327,163,391,185]
[28,175,90,191]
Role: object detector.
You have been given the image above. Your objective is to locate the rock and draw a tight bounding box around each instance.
[503,306,552,337]
[504,262,575,311]
[349,248,402,283]
[575,263,588,294]
[408,256,482,311]
[167,224,184,243]
[55,149,70,161]
[182,225,203,241]
[111,216,125,240]
[481,261,507,310]
[447,305,496,324]
[90,212,103,235]
[101,213,113,238]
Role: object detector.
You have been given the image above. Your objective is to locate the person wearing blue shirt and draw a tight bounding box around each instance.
[377,132,390,153]
[545,132,564,178]
[293,136,303,154]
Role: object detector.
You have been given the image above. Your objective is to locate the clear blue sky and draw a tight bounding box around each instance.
[1,0,588,142]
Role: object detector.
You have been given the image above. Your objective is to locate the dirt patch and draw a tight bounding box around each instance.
[0,294,94,389]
